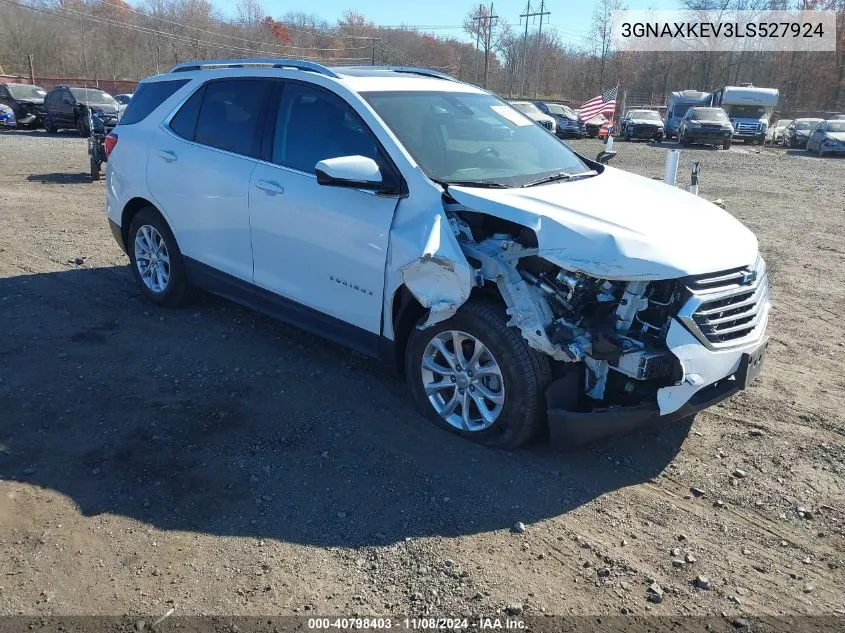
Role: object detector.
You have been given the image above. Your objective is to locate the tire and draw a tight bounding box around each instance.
[624,128,631,142]
[127,206,191,307]
[679,132,689,146]
[405,300,551,449]
[90,155,100,181]
[76,116,89,138]
[722,139,732,150]
[44,115,57,133]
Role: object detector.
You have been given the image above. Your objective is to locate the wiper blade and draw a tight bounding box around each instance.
[444,180,508,189]
[522,170,598,187]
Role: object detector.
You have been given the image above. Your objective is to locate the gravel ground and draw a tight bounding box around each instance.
[0,129,843,622]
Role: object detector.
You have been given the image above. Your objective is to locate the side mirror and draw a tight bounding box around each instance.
[315,155,384,191]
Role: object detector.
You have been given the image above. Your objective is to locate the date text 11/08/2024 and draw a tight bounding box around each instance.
[307,617,527,629]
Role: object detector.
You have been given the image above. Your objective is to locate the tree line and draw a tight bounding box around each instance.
[0,0,842,113]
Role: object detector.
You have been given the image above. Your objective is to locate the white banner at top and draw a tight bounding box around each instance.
[611,10,837,52]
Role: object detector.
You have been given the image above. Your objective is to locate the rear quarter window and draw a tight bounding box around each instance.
[119,79,189,125]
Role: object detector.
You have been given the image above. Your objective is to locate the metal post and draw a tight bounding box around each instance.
[519,1,531,97]
[533,0,546,98]
[688,161,700,195]
[664,150,680,186]
[28,54,35,85]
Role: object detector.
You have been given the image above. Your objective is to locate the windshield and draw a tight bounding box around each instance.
[671,103,693,119]
[510,102,542,116]
[7,84,46,100]
[547,104,575,118]
[795,119,822,130]
[689,108,728,122]
[69,88,114,104]
[364,91,591,187]
[826,121,845,132]
[775,120,792,129]
[630,110,661,121]
[114,94,132,105]
[729,105,767,119]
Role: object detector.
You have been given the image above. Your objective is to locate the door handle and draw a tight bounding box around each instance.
[255,180,284,195]
[156,149,177,163]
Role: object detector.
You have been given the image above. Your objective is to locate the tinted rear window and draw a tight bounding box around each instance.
[120,80,189,125]
[169,85,205,140]
[193,79,270,157]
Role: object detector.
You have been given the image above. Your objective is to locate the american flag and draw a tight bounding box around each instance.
[579,86,618,121]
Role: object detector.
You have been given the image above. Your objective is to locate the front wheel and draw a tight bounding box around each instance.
[722,139,732,150]
[405,300,551,449]
[44,115,57,133]
[77,117,89,138]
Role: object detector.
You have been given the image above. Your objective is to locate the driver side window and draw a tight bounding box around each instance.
[272,84,379,173]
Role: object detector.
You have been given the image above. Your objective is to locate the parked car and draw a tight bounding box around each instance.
[535,101,585,138]
[583,113,607,138]
[805,119,845,157]
[508,100,556,134]
[113,93,133,114]
[43,86,120,136]
[107,59,770,449]
[678,106,734,149]
[0,103,15,127]
[0,82,46,129]
[831,114,845,120]
[781,118,823,149]
[766,119,792,144]
[620,109,665,142]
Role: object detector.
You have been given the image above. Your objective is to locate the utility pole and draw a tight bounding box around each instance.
[372,39,377,65]
[533,0,549,98]
[28,54,35,86]
[519,1,531,97]
[519,1,549,97]
[472,4,483,84]
[482,3,499,89]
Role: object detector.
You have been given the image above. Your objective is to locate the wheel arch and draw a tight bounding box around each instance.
[121,197,164,250]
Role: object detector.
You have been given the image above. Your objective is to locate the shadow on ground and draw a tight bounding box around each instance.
[0,267,691,548]
[26,172,92,185]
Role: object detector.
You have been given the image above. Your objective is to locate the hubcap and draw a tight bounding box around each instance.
[421,330,505,432]
[134,225,170,293]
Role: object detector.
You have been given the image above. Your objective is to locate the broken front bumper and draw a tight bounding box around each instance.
[547,318,769,447]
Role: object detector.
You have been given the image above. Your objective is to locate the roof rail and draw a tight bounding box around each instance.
[169,58,340,79]
[380,66,456,81]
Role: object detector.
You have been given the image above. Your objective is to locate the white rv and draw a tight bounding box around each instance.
[710,84,779,145]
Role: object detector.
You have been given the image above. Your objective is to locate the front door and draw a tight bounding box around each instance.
[249,82,399,335]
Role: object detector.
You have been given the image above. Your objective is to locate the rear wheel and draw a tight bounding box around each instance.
[127,207,191,307]
[405,300,551,449]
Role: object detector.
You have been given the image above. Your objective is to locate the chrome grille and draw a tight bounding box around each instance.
[539,119,553,131]
[735,121,761,133]
[678,257,770,350]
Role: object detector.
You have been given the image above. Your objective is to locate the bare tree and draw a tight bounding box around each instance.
[590,0,626,91]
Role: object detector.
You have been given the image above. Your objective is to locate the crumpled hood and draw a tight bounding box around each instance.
[17,97,44,105]
[86,102,118,114]
[449,166,759,280]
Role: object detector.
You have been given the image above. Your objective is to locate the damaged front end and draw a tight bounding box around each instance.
[434,196,769,446]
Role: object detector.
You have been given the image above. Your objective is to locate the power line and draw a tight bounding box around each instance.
[1,0,371,64]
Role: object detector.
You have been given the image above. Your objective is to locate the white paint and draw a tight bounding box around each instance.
[604,135,614,152]
[315,155,382,184]
[447,165,758,281]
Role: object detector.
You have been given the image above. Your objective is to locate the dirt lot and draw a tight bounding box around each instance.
[0,130,843,623]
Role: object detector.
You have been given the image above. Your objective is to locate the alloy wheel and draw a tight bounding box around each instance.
[420,330,505,432]
[134,225,170,293]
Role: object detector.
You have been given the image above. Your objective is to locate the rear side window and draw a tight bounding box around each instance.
[169,85,205,140]
[120,79,189,125]
[194,79,270,157]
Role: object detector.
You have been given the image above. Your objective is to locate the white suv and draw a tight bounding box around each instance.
[106,59,770,448]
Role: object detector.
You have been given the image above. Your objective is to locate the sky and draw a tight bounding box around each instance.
[210,0,677,50]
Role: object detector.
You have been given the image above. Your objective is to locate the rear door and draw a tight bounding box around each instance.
[248,81,400,335]
[146,78,272,282]
[60,89,76,126]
